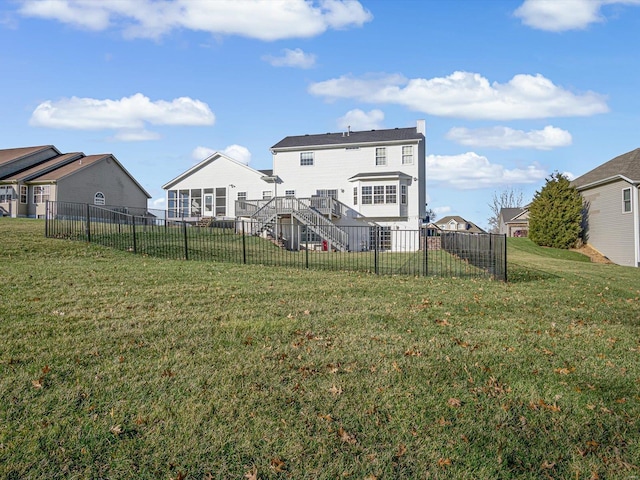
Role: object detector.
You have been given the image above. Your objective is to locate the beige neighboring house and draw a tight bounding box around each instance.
[572,148,640,267]
[430,215,487,234]
[499,207,529,237]
[0,145,150,218]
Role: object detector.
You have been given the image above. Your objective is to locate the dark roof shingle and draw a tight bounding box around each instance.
[572,148,640,189]
[271,127,423,150]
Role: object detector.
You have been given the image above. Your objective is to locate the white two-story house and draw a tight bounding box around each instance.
[162,120,426,251]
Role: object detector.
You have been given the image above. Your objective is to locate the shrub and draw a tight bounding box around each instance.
[529,172,583,249]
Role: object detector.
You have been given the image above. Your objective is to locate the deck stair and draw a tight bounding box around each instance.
[247,197,349,251]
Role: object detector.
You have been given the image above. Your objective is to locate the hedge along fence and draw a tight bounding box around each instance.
[45,201,507,281]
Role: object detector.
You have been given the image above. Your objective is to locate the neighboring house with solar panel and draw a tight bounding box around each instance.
[0,145,150,218]
[572,148,640,267]
[163,120,426,251]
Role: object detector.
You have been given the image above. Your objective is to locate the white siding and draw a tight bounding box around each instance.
[166,155,269,218]
[582,180,636,266]
[273,140,424,229]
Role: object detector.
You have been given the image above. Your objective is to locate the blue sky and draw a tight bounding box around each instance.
[1,0,639,228]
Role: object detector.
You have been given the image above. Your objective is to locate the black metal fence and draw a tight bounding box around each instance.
[45,201,507,281]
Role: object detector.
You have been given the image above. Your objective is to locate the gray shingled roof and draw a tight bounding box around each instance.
[500,207,525,224]
[271,127,423,150]
[572,148,640,189]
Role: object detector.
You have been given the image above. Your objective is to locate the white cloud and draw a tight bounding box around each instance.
[308,71,609,120]
[446,125,572,150]
[433,206,451,216]
[30,93,214,141]
[222,144,251,165]
[192,146,216,161]
[337,109,384,131]
[514,0,640,32]
[262,48,316,68]
[427,152,548,190]
[152,197,166,208]
[18,0,373,41]
[191,144,251,165]
[563,171,576,181]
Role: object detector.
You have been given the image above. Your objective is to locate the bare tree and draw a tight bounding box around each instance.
[487,188,524,233]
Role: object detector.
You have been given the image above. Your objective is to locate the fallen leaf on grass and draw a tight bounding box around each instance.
[244,465,258,480]
[338,427,357,445]
[395,444,407,458]
[437,458,452,467]
[110,425,122,436]
[554,367,575,375]
[541,461,556,469]
[329,385,343,396]
[270,458,286,473]
[447,398,461,407]
[32,378,43,389]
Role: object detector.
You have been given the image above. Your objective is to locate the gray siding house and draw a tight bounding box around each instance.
[0,145,150,218]
[572,148,640,267]
[499,207,529,237]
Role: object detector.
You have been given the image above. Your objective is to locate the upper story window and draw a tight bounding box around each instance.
[33,185,50,204]
[375,147,387,166]
[237,191,247,200]
[262,190,273,199]
[300,152,314,166]
[402,146,413,164]
[623,188,632,213]
[94,192,105,205]
[285,190,295,197]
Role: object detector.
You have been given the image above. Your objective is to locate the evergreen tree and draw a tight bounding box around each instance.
[529,172,583,249]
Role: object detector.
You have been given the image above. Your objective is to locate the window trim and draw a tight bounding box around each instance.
[375,147,387,166]
[402,145,413,165]
[623,187,632,213]
[300,152,314,166]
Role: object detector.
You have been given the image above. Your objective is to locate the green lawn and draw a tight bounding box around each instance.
[1,218,638,479]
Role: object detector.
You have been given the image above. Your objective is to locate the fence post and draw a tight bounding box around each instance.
[45,200,49,238]
[242,220,247,264]
[374,225,379,275]
[132,216,137,254]
[183,220,189,260]
[423,228,428,277]
[503,234,508,282]
[305,226,309,269]
[85,203,91,243]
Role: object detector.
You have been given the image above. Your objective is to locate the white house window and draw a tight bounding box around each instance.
[262,190,273,199]
[374,186,385,204]
[179,190,189,217]
[401,185,407,205]
[285,190,295,197]
[300,152,314,166]
[237,191,247,200]
[375,147,386,166]
[362,186,372,204]
[316,189,338,199]
[94,192,105,205]
[20,185,27,204]
[191,189,202,216]
[385,185,396,204]
[0,186,14,203]
[402,146,413,164]
[33,185,50,204]
[168,190,177,217]
[353,187,358,205]
[623,188,632,213]
[215,187,226,216]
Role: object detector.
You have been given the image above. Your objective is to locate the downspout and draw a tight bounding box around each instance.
[634,184,640,267]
